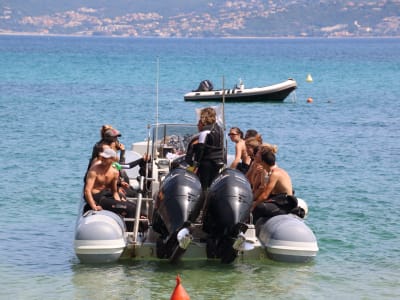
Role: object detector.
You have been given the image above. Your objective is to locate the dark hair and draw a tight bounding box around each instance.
[230,127,243,138]
[261,149,276,166]
[245,129,258,139]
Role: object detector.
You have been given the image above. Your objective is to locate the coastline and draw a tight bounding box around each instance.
[1,31,400,39]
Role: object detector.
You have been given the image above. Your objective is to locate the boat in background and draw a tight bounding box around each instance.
[184,78,297,102]
[74,123,318,264]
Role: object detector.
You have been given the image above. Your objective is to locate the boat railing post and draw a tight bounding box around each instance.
[132,175,145,245]
[222,76,227,164]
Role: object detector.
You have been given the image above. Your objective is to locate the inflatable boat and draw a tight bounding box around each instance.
[74,123,318,264]
[184,79,297,102]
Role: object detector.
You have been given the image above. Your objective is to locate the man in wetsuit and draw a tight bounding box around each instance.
[193,107,225,190]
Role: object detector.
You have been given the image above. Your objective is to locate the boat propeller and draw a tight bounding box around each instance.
[232,232,254,251]
[177,227,192,250]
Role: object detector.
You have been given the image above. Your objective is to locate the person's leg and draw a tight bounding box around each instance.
[198,160,215,189]
[252,202,281,224]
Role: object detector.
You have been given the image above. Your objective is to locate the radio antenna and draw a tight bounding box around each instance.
[156,56,160,125]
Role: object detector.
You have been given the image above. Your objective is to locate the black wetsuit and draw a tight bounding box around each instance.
[194,123,225,189]
[252,193,298,224]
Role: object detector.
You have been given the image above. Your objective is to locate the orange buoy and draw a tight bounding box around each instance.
[307,97,313,103]
[171,275,190,300]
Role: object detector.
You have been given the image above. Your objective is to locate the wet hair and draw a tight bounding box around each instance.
[229,127,243,138]
[260,149,276,166]
[245,136,262,149]
[259,143,278,154]
[199,107,216,126]
[245,136,262,158]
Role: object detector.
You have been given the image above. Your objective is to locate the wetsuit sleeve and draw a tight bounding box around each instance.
[119,149,126,164]
[119,158,145,169]
[193,143,205,167]
[139,158,149,177]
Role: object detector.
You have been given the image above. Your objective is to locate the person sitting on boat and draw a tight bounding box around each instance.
[228,127,251,174]
[84,148,137,231]
[244,135,263,182]
[184,133,200,167]
[86,125,150,195]
[251,147,298,224]
[192,107,225,190]
[247,142,276,192]
[89,126,122,164]
[84,125,123,179]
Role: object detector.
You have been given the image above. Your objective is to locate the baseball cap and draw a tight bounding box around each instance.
[99,148,117,159]
[104,129,121,138]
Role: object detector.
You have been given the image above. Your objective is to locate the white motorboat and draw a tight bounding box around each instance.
[184,79,297,102]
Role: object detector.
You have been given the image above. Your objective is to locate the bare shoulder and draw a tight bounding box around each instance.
[238,139,246,148]
[271,167,288,178]
[109,166,120,177]
[88,164,100,174]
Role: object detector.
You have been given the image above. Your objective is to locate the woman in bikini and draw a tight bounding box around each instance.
[228,127,251,173]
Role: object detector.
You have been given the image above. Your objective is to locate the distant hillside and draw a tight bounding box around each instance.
[1,0,400,37]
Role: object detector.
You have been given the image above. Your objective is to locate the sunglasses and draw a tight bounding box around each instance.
[228,133,238,136]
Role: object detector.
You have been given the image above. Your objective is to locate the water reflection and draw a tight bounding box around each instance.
[70,259,316,299]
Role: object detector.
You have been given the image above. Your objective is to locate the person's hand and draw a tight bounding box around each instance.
[186,165,197,173]
[118,143,125,151]
[143,153,151,162]
[120,182,129,189]
[93,205,103,211]
[255,164,264,172]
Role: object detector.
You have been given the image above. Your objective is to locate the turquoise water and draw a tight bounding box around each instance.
[0,36,399,299]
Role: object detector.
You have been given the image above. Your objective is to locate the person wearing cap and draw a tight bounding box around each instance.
[84,148,137,229]
[89,126,123,166]
[84,125,124,180]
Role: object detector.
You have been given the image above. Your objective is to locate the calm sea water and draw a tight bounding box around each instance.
[0,36,399,299]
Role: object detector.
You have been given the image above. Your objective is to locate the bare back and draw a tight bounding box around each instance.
[269,167,292,196]
[230,138,250,168]
[254,166,293,203]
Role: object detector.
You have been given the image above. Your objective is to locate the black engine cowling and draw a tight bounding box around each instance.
[203,168,252,236]
[152,168,204,260]
[203,168,253,263]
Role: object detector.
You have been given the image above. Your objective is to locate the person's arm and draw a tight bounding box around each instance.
[84,170,102,211]
[252,172,278,210]
[116,142,126,164]
[126,157,144,169]
[112,171,121,201]
[230,142,241,169]
[193,130,209,166]
[246,162,255,182]
[252,169,266,197]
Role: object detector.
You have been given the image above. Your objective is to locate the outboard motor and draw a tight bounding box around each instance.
[203,168,253,263]
[194,79,214,92]
[152,167,204,262]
